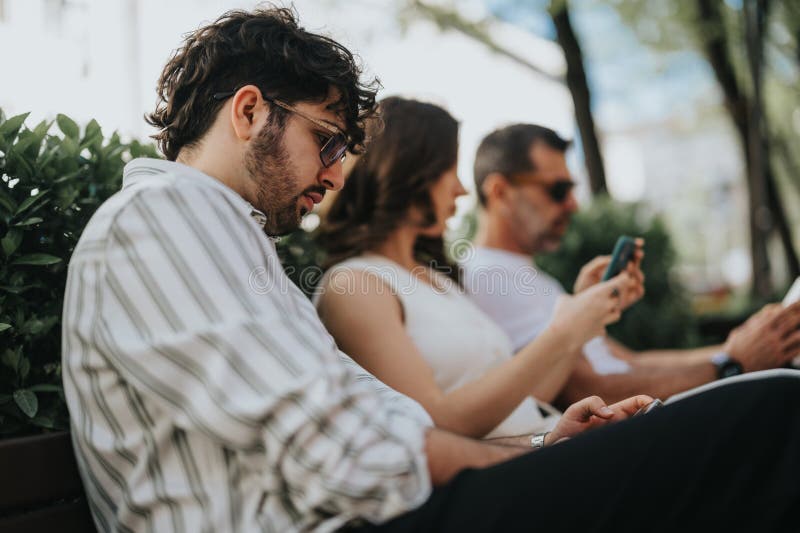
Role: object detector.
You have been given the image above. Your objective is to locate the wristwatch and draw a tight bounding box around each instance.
[530,432,549,449]
[711,351,744,380]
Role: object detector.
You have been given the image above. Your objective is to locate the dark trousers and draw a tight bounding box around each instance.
[360,375,800,532]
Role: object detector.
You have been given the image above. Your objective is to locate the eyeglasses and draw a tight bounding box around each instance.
[212,90,349,168]
[508,173,575,203]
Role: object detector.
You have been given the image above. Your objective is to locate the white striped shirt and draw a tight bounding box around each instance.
[62,158,433,532]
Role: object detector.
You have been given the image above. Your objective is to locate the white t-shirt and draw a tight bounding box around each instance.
[462,246,632,375]
[316,254,561,438]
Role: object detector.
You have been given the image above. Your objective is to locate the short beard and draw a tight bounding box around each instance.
[244,113,301,236]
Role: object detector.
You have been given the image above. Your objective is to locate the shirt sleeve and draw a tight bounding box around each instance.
[92,183,431,523]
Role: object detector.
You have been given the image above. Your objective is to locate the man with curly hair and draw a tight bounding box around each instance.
[62,6,800,533]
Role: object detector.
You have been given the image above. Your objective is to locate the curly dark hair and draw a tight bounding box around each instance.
[146,6,380,160]
[319,96,462,282]
[473,124,571,206]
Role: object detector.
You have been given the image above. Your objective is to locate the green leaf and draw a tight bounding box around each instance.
[0,112,30,139]
[56,114,80,139]
[15,189,49,216]
[0,283,44,294]
[0,323,11,332]
[13,217,43,227]
[81,119,102,148]
[12,254,62,266]
[13,389,38,418]
[30,416,57,429]
[21,319,45,335]
[60,135,80,158]
[19,357,30,380]
[0,190,17,216]
[1,229,22,256]
[24,120,50,158]
[1,348,20,370]
[28,384,62,393]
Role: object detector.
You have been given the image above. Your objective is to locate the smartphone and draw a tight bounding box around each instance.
[602,236,637,281]
[782,277,800,307]
[783,277,800,368]
[633,398,664,417]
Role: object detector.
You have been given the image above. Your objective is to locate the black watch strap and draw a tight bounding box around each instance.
[711,352,744,379]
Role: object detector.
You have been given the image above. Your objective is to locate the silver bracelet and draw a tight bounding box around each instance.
[530,431,550,449]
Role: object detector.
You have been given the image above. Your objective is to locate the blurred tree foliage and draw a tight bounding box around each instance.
[607,0,800,297]
[401,0,609,194]
[536,198,701,350]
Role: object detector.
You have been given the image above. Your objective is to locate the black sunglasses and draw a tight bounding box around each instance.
[212,90,349,168]
[508,174,575,203]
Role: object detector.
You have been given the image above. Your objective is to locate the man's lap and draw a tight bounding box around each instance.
[362,375,800,532]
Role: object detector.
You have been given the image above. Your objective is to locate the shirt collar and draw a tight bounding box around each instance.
[122,158,270,232]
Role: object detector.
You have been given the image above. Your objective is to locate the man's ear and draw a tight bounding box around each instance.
[482,172,511,207]
[229,85,265,141]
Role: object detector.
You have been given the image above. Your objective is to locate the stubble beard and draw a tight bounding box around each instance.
[245,118,302,236]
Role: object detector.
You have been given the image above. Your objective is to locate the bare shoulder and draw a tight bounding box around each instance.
[317,265,404,323]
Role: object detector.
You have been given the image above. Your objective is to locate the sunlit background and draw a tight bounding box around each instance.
[3,0,800,312]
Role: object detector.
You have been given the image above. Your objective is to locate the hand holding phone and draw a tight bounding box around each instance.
[602,236,638,281]
[633,398,664,416]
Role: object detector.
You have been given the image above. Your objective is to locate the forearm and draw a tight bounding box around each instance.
[633,344,722,367]
[526,344,585,403]
[485,434,533,447]
[425,428,528,486]
[558,360,717,406]
[437,327,579,437]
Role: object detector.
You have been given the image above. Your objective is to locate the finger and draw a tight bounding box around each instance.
[583,255,612,275]
[607,272,630,291]
[783,300,800,323]
[779,330,800,360]
[570,396,614,422]
[773,306,800,336]
[609,395,654,418]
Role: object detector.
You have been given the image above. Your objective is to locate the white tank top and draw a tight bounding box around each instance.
[316,254,560,439]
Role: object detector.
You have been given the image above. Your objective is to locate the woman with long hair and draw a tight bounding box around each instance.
[315,97,642,439]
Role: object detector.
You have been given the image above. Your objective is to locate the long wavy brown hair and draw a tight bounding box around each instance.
[319,96,461,282]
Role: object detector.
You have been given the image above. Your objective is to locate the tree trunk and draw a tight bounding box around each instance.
[549,0,607,195]
[744,0,774,298]
[695,0,776,298]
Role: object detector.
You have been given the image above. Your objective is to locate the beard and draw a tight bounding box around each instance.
[244,117,307,236]
[509,197,571,255]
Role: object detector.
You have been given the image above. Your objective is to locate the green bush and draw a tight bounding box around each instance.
[537,197,700,350]
[276,226,326,297]
[0,109,158,437]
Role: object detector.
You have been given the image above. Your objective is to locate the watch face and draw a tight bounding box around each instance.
[720,362,743,379]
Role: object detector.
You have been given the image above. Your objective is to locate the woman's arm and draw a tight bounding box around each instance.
[317,268,620,438]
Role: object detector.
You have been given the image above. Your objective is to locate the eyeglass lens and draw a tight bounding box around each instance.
[320,133,348,167]
[549,181,574,202]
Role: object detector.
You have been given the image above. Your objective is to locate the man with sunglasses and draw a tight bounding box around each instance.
[463,123,800,406]
[61,8,800,533]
